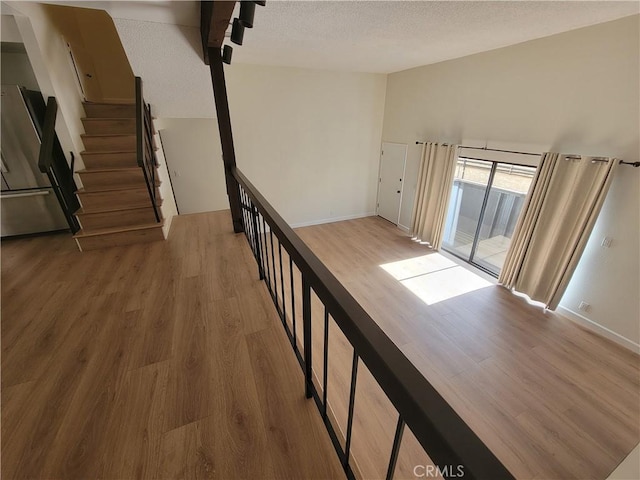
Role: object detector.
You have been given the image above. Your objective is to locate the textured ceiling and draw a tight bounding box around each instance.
[114,18,216,118]
[40,1,201,26]
[44,0,639,117]
[231,1,639,73]
[54,1,640,73]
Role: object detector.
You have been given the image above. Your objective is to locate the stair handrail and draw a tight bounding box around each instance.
[36,95,80,233]
[135,76,161,223]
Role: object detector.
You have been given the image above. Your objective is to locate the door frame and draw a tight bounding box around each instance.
[376,142,408,226]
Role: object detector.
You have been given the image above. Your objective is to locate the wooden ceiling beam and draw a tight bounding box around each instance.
[200,0,237,65]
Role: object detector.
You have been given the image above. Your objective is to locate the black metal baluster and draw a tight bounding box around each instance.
[279,242,286,325]
[259,214,269,285]
[246,195,256,257]
[240,190,249,239]
[251,203,264,279]
[344,351,359,468]
[241,189,249,241]
[247,195,258,260]
[261,215,272,293]
[240,190,248,235]
[323,307,329,420]
[289,257,297,350]
[385,416,405,480]
[269,229,278,306]
[302,275,312,399]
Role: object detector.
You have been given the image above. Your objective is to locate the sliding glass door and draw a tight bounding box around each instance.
[442,158,536,276]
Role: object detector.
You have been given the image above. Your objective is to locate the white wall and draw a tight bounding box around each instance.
[155,64,386,225]
[155,118,227,215]
[381,15,640,347]
[1,50,39,90]
[115,17,386,225]
[4,2,87,173]
[1,13,22,42]
[227,64,386,226]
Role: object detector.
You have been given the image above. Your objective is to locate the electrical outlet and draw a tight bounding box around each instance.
[601,236,612,248]
[578,301,590,312]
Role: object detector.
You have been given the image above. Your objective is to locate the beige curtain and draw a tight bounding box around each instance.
[410,142,458,249]
[499,152,618,310]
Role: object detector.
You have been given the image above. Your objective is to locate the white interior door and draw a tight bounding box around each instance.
[377,143,407,224]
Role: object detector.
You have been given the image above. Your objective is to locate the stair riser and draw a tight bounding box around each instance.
[83,135,136,152]
[78,188,161,211]
[83,104,136,119]
[76,226,164,251]
[78,170,145,189]
[82,118,136,135]
[81,152,138,169]
[76,207,159,231]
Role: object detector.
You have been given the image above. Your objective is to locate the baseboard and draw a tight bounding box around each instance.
[397,223,410,233]
[557,306,640,354]
[290,212,375,229]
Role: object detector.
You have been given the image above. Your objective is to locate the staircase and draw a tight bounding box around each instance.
[73,101,164,251]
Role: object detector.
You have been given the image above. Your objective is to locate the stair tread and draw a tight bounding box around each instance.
[77,167,141,174]
[75,200,163,215]
[76,181,160,194]
[81,150,136,155]
[83,101,135,106]
[81,133,136,137]
[74,220,164,238]
[82,117,136,121]
[76,199,163,215]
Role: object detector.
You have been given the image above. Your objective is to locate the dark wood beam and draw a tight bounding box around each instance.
[208,46,244,233]
[200,0,236,64]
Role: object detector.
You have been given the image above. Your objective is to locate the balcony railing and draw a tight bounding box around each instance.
[232,166,514,480]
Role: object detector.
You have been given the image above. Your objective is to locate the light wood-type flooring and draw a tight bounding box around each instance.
[3,210,639,480]
[291,215,640,480]
[1,211,343,480]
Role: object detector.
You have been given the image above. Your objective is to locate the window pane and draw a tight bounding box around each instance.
[473,163,536,274]
[442,159,492,258]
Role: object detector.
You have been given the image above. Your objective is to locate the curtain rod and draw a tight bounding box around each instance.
[415,142,540,156]
[415,142,639,167]
[562,155,638,167]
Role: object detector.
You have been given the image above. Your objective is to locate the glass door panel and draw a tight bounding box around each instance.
[473,163,536,274]
[442,158,492,259]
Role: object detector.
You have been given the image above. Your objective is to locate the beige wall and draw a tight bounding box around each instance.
[4,3,85,170]
[1,50,40,90]
[44,4,134,102]
[158,64,387,225]
[1,13,22,42]
[381,15,640,347]
[155,118,227,215]
[228,64,386,226]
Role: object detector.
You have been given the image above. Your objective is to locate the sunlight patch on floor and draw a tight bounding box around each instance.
[380,253,492,305]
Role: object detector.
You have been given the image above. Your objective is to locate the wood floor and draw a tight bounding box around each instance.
[292,216,640,480]
[1,211,343,480]
[3,210,638,480]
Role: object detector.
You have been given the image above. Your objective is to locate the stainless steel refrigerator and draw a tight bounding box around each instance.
[1,84,69,237]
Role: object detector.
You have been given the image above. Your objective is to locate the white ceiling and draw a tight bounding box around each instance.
[44,1,639,73]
